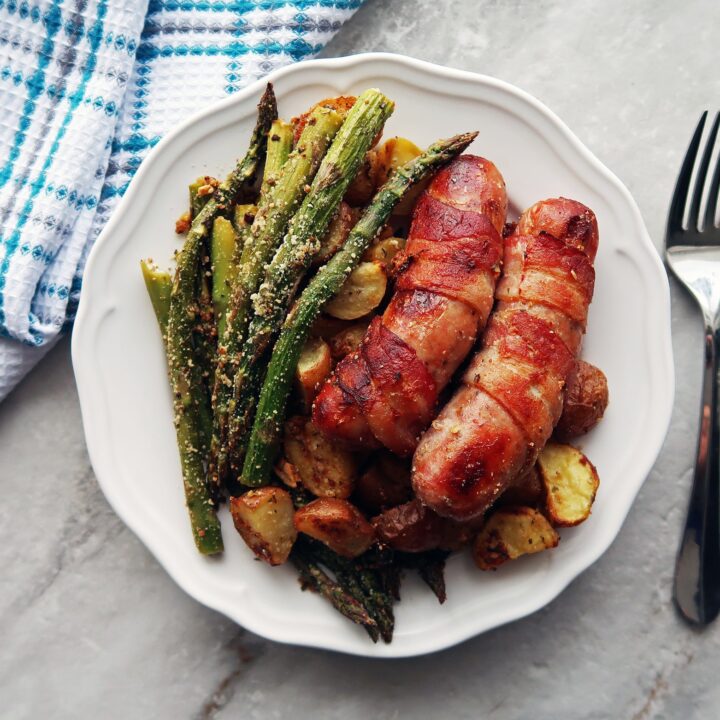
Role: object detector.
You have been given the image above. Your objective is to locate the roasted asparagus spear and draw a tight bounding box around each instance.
[210,217,237,340]
[228,89,395,472]
[241,131,478,489]
[261,119,293,194]
[211,105,344,488]
[140,260,172,338]
[164,84,276,554]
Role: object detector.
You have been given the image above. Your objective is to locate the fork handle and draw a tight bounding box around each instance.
[674,323,720,624]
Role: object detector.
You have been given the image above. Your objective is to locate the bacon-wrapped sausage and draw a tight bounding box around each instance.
[412,198,599,520]
[312,155,507,456]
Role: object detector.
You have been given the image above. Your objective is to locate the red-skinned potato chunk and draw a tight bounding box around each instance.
[324,261,388,321]
[314,202,358,266]
[373,137,422,186]
[372,498,479,552]
[473,506,559,570]
[294,498,375,558]
[372,499,445,553]
[438,515,486,551]
[362,236,406,267]
[496,465,544,508]
[230,488,297,566]
[353,452,413,514]
[554,361,609,441]
[372,137,423,215]
[310,313,354,339]
[294,337,333,412]
[345,150,378,207]
[283,417,358,499]
[327,320,371,361]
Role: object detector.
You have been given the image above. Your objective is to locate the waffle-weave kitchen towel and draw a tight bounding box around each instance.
[0,0,364,401]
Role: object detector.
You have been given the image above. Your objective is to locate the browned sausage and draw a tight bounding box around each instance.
[312,155,507,455]
[412,198,599,520]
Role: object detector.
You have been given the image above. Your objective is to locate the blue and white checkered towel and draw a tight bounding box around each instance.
[0,0,363,401]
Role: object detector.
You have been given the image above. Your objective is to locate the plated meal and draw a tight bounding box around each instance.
[73,54,672,656]
[141,83,609,643]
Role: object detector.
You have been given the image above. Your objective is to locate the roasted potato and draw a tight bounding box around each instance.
[372,137,426,215]
[292,95,357,144]
[473,506,559,570]
[372,499,445,553]
[294,337,332,411]
[229,488,297,566]
[324,261,387,320]
[310,313,354,339]
[362,236,406,266]
[538,442,600,527]
[427,510,485,551]
[283,417,357,499]
[353,452,413,514]
[372,497,478,552]
[438,517,485,552]
[327,321,370,360]
[496,465,544,508]
[345,150,379,207]
[294,498,375,558]
[314,202,358,266]
[274,458,301,488]
[554,361,609,441]
[373,137,421,184]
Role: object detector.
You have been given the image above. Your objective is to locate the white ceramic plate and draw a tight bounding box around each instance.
[72,53,674,658]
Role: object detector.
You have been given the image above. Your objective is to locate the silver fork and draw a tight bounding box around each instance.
[667,111,720,625]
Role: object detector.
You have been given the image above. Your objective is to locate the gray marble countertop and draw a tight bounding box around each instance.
[1,1,718,718]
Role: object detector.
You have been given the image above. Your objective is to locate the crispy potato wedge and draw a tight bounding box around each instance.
[353,452,413,514]
[292,95,357,144]
[294,337,332,411]
[538,442,600,527]
[328,321,370,361]
[362,236,406,266]
[497,465,544,508]
[314,202,358,266]
[554,361,609,441]
[324,261,387,320]
[294,498,375,558]
[283,417,357,499]
[473,506,559,571]
[230,487,297,566]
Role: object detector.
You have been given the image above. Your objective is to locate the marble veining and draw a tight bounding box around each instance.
[1,0,719,717]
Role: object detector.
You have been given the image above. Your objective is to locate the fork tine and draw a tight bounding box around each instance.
[689,112,720,230]
[703,112,720,230]
[668,111,707,235]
